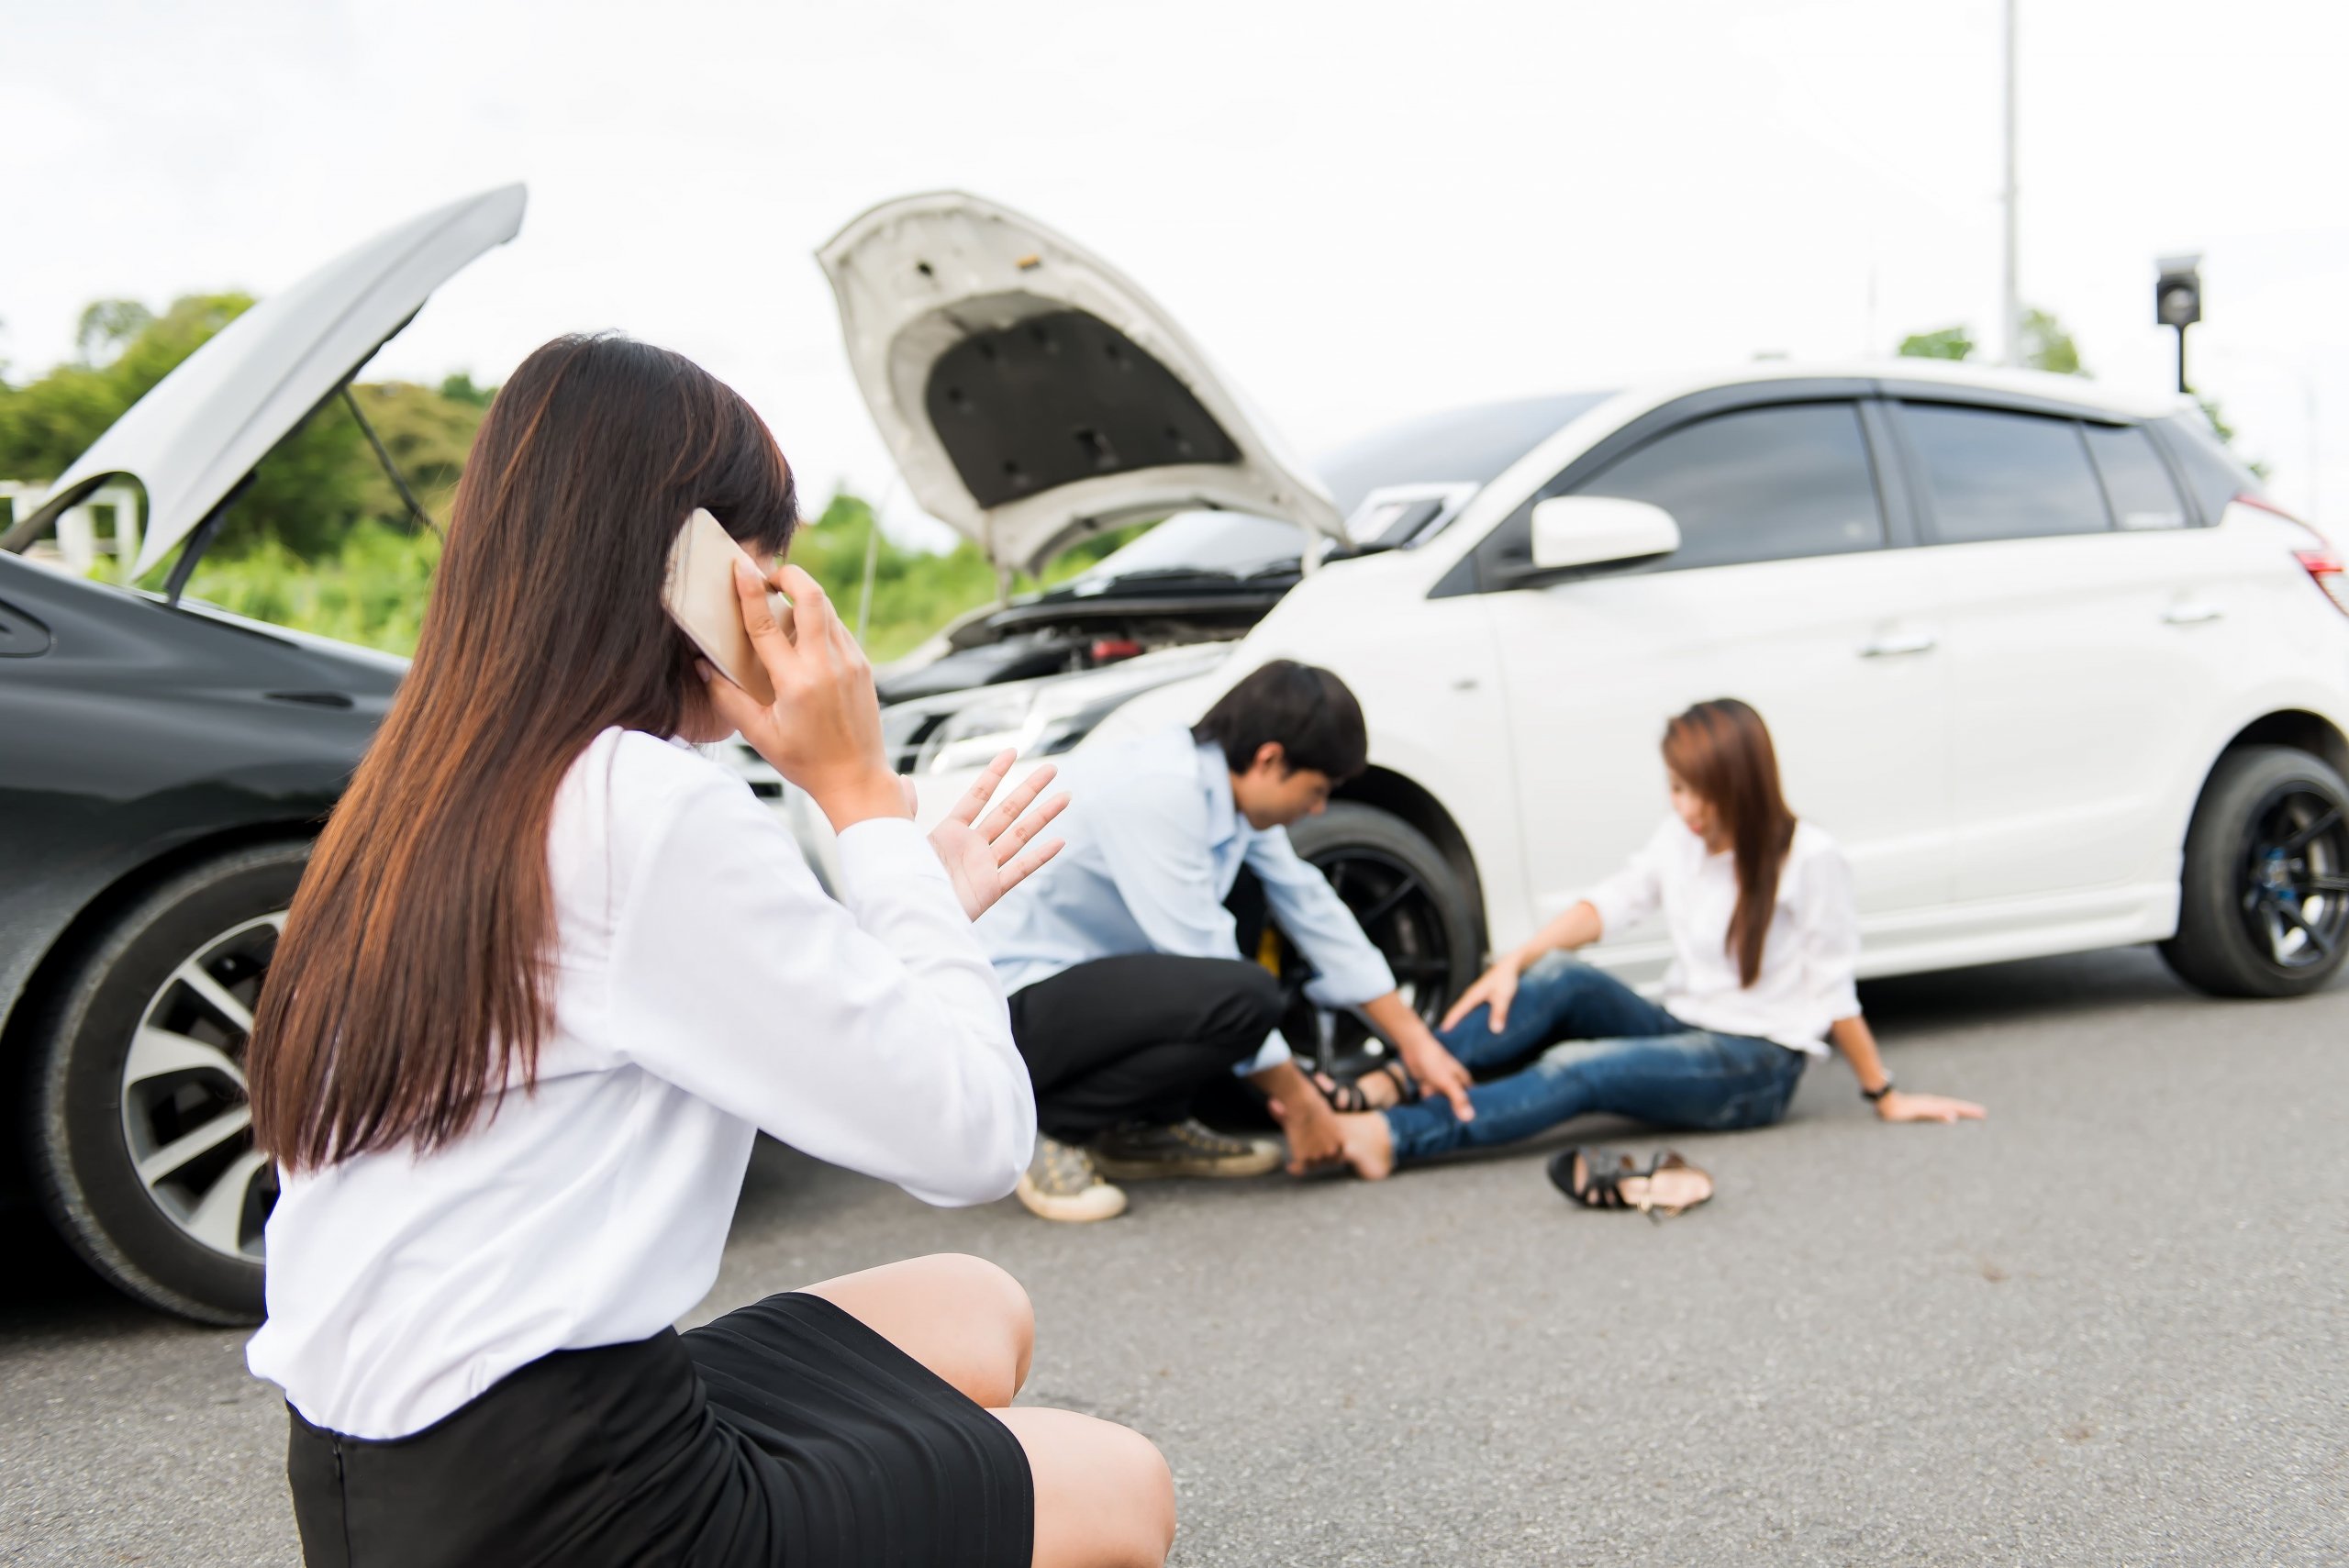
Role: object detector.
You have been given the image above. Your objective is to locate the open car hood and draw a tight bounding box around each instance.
[817,191,1342,576]
[3,184,526,579]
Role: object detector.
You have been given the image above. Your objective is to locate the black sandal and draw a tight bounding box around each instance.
[1546,1147,1714,1220]
[1311,1062,1417,1114]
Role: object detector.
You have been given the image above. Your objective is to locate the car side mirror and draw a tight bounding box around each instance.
[1527,496,1681,573]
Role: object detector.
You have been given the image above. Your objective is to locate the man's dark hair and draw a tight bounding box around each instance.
[1192,661,1368,782]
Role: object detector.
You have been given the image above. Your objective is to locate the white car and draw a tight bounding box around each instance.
[819,192,2349,1073]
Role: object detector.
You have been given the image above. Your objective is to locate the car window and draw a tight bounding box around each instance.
[1902,404,2110,543]
[1570,402,1884,571]
[2084,424,2188,531]
[2155,413,2259,525]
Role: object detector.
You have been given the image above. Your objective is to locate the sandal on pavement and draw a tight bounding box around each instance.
[1546,1147,1714,1220]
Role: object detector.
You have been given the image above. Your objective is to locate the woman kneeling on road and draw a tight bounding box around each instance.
[1331,698,1983,1206]
[244,335,1173,1568]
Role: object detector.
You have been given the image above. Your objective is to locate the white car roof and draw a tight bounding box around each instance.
[1620,358,2191,421]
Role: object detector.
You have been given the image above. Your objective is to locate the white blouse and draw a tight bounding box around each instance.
[1582,817,1862,1054]
[247,728,1035,1439]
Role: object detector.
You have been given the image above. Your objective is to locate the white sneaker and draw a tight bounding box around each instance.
[1015,1135,1130,1223]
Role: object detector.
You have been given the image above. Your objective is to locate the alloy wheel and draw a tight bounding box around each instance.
[117,911,283,1262]
[1273,846,1454,1079]
[2234,787,2349,972]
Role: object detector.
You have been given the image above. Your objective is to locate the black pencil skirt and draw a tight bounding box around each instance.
[284,1292,1034,1568]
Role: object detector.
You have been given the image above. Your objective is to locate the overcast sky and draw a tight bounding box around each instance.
[6,0,2344,545]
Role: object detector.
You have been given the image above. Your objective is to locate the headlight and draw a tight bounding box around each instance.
[925,690,1050,775]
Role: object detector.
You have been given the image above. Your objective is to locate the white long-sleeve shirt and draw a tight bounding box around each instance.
[1582,817,1862,1054]
[247,728,1034,1439]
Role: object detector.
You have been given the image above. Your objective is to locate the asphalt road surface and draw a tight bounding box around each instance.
[5,945,2344,1566]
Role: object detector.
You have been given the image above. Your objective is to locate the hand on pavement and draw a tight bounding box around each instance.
[1876,1090,1986,1124]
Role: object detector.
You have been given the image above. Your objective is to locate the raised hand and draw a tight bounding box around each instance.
[926,750,1070,921]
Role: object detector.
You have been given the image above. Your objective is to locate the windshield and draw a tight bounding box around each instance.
[1072,509,1307,582]
[1319,392,1616,518]
[1068,390,1619,584]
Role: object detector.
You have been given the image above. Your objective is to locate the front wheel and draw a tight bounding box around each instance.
[1272,804,1482,1078]
[2161,745,2349,998]
[25,841,307,1323]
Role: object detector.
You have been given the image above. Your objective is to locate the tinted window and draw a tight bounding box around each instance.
[2084,424,2188,531]
[1903,405,2109,543]
[2155,414,2258,525]
[1571,402,1883,571]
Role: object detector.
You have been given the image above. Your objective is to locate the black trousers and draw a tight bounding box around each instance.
[1008,954,1281,1141]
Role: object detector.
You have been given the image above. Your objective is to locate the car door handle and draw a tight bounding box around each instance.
[1859,629,1938,658]
[2162,601,2224,626]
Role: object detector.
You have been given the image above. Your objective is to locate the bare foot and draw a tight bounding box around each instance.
[1333,1112,1396,1180]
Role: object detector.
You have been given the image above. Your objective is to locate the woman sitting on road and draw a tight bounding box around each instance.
[244,335,1174,1568]
[1330,697,1983,1210]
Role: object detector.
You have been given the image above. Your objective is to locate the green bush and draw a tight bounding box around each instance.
[179,521,443,656]
[166,493,1136,664]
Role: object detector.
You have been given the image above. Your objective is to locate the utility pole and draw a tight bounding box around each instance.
[1999,0,2022,367]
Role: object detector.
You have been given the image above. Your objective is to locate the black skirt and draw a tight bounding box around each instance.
[284,1292,1034,1568]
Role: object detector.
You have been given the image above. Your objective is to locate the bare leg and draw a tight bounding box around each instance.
[798,1253,1033,1408]
[995,1407,1175,1568]
[801,1256,1173,1563]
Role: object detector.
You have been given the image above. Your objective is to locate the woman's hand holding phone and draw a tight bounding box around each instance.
[700,558,1072,916]
[701,558,904,833]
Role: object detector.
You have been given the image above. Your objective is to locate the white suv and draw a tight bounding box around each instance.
[819,193,2349,1071]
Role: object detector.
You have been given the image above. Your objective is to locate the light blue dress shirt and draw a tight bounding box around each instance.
[979,727,1397,1073]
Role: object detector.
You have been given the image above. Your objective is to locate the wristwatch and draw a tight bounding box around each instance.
[1862,1078,1896,1103]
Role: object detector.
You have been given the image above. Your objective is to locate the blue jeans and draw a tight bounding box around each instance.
[1382,957,1808,1165]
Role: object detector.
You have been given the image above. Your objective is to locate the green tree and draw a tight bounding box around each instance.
[74,299,155,364]
[2020,308,2086,376]
[1898,326,1975,361]
[437,371,495,408]
[1898,310,2086,376]
[0,293,499,566]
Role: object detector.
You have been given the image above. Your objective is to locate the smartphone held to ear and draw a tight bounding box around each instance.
[661,507,795,706]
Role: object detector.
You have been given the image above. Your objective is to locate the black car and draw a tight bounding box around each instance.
[2,186,527,1320]
[0,558,399,1320]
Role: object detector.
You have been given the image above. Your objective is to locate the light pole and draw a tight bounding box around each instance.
[1999,0,2021,367]
[2155,253,2203,396]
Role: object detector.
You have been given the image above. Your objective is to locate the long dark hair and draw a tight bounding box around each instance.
[249,335,800,1170]
[1662,698,1797,988]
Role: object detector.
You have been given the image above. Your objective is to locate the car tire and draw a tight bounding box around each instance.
[1278,804,1483,1075]
[2160,745,2349,999]
[25,840,307,1324]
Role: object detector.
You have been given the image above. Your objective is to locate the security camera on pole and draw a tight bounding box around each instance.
[2155,254,2202,395]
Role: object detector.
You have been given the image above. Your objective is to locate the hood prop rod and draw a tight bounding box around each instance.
[161,474,254,606]
[341,386,440,539]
